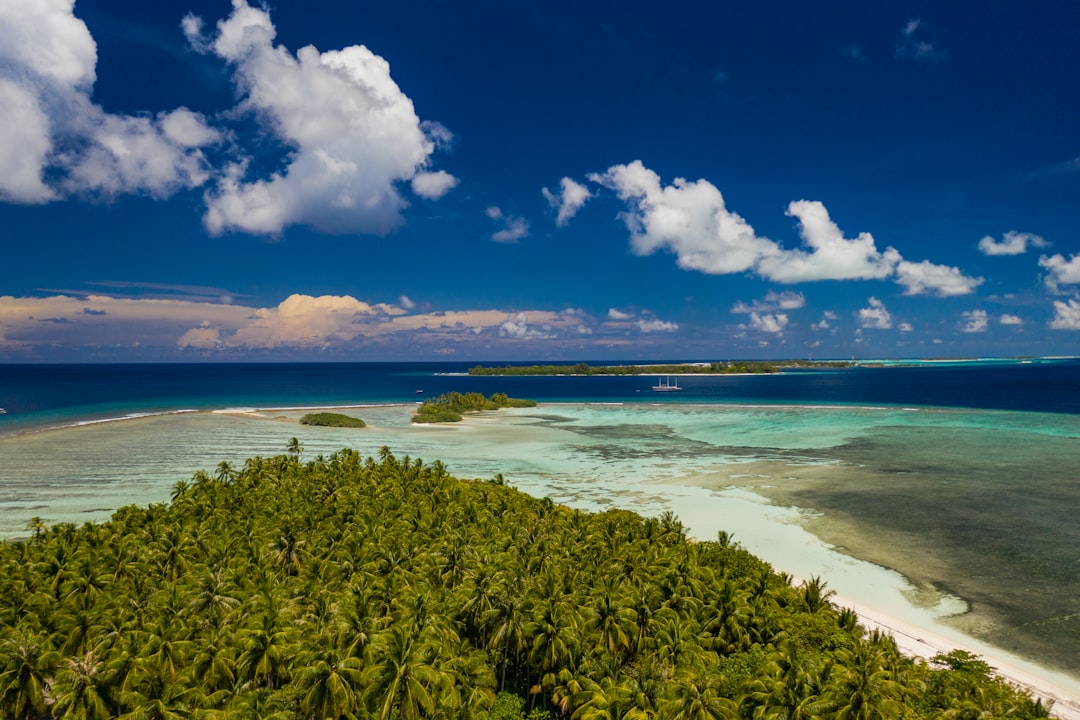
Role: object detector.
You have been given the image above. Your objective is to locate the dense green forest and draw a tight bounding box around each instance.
[413,392,537,423]
[466,362,851,376]
[0,447,1050,720]
[300,413,367,428]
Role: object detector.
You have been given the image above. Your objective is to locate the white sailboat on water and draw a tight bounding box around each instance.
[651,376,683,392]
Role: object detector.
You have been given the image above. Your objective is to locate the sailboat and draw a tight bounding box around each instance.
[651,376,683,392]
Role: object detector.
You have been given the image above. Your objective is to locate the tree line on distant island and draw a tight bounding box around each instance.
[467,361,852,376]
[0,444,1050,720]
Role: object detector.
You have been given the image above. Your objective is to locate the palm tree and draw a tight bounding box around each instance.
[825,636,905,720]
[659,673,737,720]
[363,624,450,720]
[296,647,363,720]
[588,587,637,660]
[484,592,529,691]
[0,627,58,720]
[50,652,117,720]
[236,613,293,690]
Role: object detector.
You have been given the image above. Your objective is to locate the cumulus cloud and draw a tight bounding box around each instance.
[411,170,458,199]
[1039,253,1080,292]
[1000,314,1023,326]
[858,297,892,329]
[589,161,776,274]
[0,80,55,203]
[636,318,678,333]
[978,231,1048,256]
[486,206,529,243]
[498,312,557,339]
[188,0,453,235]
[757,200,901,283]
[811,311,837,331]
[748,313,788,334]
[589,161,980,296]
[0,0,219,203]
[608,308,633,320]
[732,290,805,314]
[898,322,913,333]
[895,260,983,297]
[959,309,989,333]
[542,177,592,226]
[1049,300,1080,330]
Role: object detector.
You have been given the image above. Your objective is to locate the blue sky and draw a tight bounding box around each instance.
[1,0,1078,361]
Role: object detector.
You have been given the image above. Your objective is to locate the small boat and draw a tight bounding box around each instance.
[651,376,683,392]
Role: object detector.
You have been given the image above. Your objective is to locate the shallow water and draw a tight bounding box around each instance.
[1,401,1079,687]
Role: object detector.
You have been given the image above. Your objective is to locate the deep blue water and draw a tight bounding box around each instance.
[2,359,1080,435]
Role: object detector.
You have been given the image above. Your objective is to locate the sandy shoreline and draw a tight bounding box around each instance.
[656,476,1080,718]
[841,591,1080,720]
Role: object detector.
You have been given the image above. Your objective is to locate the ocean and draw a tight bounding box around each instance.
[2,359,1079,687]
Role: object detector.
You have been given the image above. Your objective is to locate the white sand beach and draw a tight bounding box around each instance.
[655,481,1080,719]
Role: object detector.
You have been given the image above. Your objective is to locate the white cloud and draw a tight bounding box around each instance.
[811,312,835,331]
[1039,253,1080,292]
[608,308,633,320]
[636,318,679,333]
[749,312,788,334]
[542,177,592,226]
[898,322,913,333]
[1000,314,1023,326]
[731,290,805,314]
[498,312,555,339]
[588,161,776,275]
[160,108,222,148]
[978,231,1048,256]
[194,0,453,235]
[411,170,458,199]
[486,206,529,243]
[590,161,979,296]
[1049,300,1080,330]
[895,260,983,297]
[959,310,988,333]
[0,0,218,203]
[858,297,892,329]
[64,106,220,198]
[757,200,901,283]
[767,290,807,310]
[0,0,97,89]
[0,80,54,203]
[398,295,415,310]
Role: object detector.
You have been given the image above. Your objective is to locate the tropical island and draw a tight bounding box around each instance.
[0,447,1050,720]
[467,361,852,376]
[413,391,537,423]
[299,412,367,428]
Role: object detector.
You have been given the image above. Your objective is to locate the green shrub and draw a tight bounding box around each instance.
[299,412,366,428]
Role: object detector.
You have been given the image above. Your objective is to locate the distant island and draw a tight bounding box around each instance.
[299,412,367,428]
[413,391,537,423]
[468,360,852,376]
